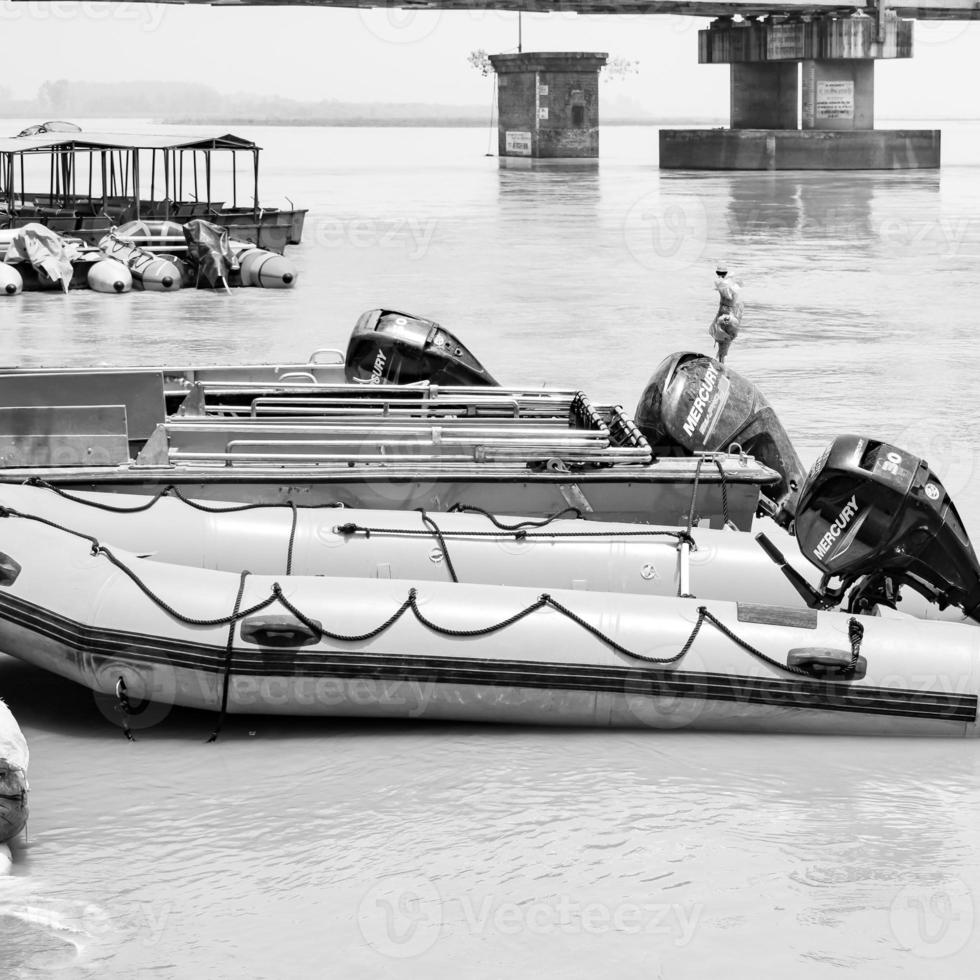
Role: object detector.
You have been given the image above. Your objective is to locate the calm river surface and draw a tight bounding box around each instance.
[2,119,980,977]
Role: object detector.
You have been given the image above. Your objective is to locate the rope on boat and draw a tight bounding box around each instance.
[416,510,460,584]
[114,677,136,742]
[684,457,730,534]
[21,477,344,515]
[446,504,583,529]
[286,501,298,576]
[70,536,838,680]
[848,619,865,674]
[208,569,251,744]
[331,521,695,544]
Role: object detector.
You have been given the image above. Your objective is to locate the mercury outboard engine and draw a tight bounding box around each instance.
[792,435,980,621]
[634,352,805,528]
[345,309,499,387]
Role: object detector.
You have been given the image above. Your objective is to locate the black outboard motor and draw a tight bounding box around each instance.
[345,309,499,387]
[794,435,980,621]
[634,352,805,527]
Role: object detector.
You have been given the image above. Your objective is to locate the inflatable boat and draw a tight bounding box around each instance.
[0,699,28,845]
[0,434,978,736]
[0,480,812,604]
[0,509,975,736]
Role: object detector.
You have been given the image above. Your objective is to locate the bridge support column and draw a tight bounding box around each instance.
[731,63,798,129]
[488,52,608,159]
[660,15,940,170]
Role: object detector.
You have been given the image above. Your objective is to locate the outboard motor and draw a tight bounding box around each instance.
[793,435,980,621]
[345,309,499,387]
[634,352,805,527]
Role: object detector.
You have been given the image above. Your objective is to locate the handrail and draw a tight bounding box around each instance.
[306,348,345,364]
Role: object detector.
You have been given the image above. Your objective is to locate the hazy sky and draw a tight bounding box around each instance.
[1,1,979,118]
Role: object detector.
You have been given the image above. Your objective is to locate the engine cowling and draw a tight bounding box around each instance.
[345,309,499,387]
[634,352,805,526]
[794,435,980,620]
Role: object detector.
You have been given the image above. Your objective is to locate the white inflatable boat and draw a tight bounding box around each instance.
[0,513,974,736]
[0,481,814,605]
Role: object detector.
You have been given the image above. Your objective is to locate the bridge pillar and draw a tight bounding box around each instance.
[731,63,798,129]
[488,52,608,159]
[660,15,940,170]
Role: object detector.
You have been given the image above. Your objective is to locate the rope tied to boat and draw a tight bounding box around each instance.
[266,585,813,675]
[416,510,459,584]
[21,477,345,515]
[114,677,136,742]
[684,456,730,534]
[847,618,865,676]
[446,504,583,529]
[285,501,298,576]
[208,569,251,744]
[331,520,695,544]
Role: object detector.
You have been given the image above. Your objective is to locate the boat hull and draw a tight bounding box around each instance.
[1,462,768,529]
[0,517,976,736]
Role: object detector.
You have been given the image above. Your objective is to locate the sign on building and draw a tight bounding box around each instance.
[505,131,533,155]
[815,81,855,120]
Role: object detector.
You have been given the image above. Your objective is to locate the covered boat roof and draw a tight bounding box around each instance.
[0,131,261,154]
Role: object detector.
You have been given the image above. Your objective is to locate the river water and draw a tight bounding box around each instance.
[1,119,980,977]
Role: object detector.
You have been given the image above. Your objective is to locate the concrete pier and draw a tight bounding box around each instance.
[661,15,940,170]
[489,52,608,159]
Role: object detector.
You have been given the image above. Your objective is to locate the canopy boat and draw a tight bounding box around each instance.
[0,698,28,846]
[0,129,306,253]
[0,432,977,736]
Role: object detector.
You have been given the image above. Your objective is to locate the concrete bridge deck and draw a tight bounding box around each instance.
[29,0,979,20]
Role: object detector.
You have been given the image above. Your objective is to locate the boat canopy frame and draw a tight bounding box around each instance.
[0,131,262,222]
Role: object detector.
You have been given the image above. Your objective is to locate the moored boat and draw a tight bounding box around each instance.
[0,510,975,736]
[0,128,306,252]
[0,330,782,527]
[0,481,808,603]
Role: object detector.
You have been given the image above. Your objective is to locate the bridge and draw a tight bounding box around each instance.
[17,0,970,169]
[12,0,980,16]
